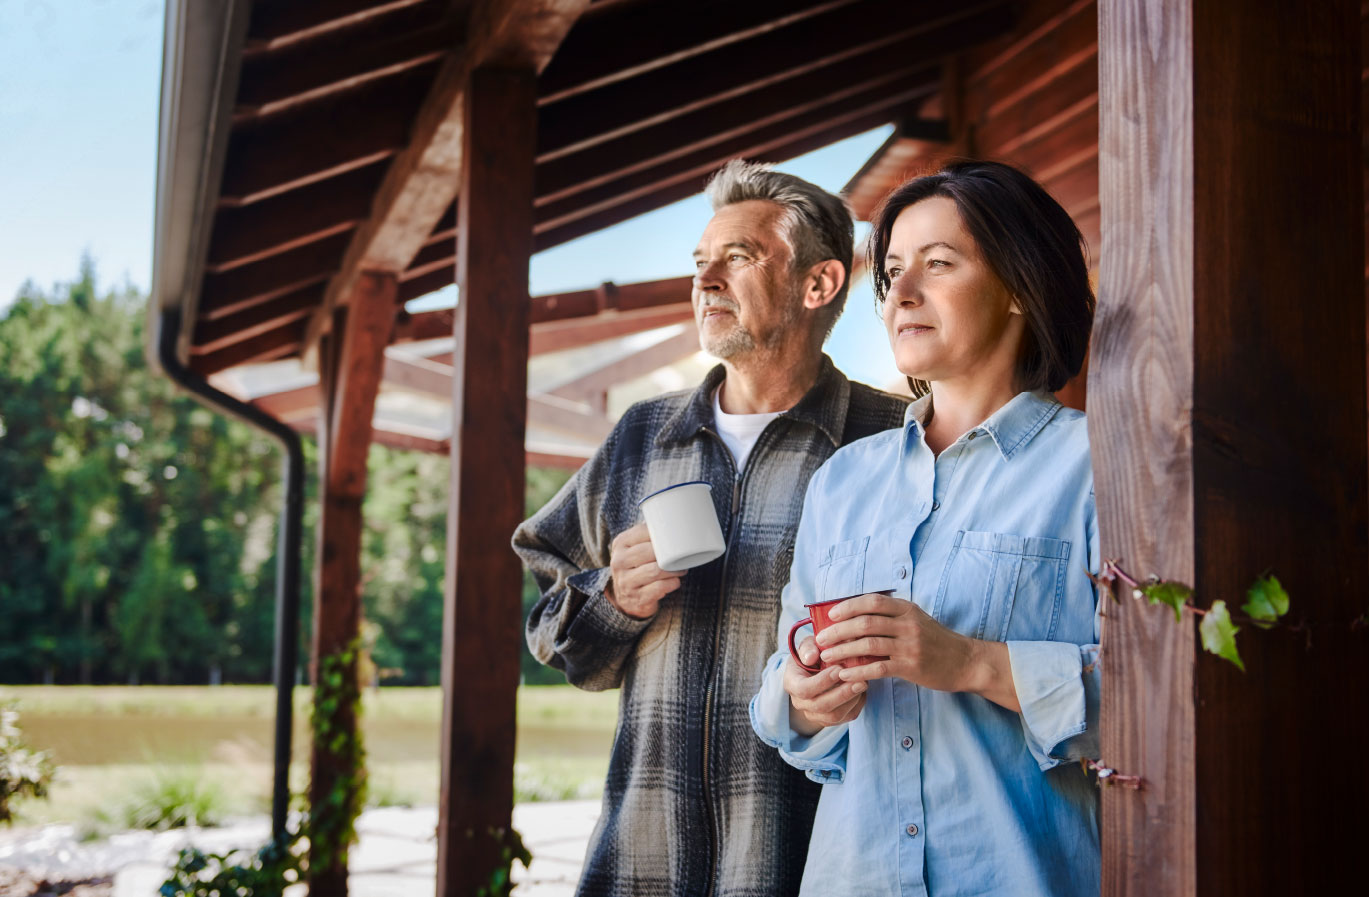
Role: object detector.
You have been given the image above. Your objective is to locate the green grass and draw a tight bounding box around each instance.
[0,685,617,828]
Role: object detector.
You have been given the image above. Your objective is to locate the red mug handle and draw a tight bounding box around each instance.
[787,617,821,674]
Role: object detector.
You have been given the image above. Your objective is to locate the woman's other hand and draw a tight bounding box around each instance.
[817,594,1021,712]
[783,635,868,736]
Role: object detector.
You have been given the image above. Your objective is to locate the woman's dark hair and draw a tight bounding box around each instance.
[867,159,1095,396]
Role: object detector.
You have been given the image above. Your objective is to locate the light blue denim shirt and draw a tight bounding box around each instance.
[750,389,1101,897]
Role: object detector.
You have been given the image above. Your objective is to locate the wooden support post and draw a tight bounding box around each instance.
[436,66,535,897]
[309,273,397,897]
[1093,1,1367,894]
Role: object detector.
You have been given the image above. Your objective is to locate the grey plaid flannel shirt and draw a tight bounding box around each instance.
[515,357,909,897]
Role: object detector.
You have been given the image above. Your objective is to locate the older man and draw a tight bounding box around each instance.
[515,160,909,897]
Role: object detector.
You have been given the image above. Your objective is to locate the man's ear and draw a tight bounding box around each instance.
[804,259,846,310]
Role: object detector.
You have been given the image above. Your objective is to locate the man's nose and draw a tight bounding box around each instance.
[694,259,725,291]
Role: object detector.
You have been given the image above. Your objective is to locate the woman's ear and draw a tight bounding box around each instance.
[1009,294,1024,315]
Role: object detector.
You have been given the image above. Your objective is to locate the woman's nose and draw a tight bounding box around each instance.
[889,272,921,305]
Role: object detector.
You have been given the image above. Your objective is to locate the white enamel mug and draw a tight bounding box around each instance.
[637,481,727,572]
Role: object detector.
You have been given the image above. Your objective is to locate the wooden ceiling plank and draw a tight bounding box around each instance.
[201,231,353,320]
[219,64,436,204]
[206,161,386,271]
[536,45,939,204]
[535,0,1012,160]
[252,384,321,420]
[527,393,614,441]
[534,78,937,236]
[383,351,454,397]
[244,0,430,54]
[190,321,305,376]
[192,283,327,355]
[538,0,862,103]
[533,104,909,252]
[300,0,591,360]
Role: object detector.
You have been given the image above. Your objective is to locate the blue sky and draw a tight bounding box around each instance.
[0,0,901,388]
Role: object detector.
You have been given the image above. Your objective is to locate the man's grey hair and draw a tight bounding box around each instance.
[704,159,855,340]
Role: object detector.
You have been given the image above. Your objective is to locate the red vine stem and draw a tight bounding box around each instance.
[1084,759,1144,790]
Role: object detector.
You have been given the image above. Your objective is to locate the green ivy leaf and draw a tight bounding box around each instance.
[1139,580,1193,622]
[1241,575,1289,630]
[1199,600,1244,671]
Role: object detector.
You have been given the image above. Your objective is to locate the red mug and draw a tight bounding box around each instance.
[787,598,884,673]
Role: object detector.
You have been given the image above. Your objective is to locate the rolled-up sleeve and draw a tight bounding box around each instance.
[749,464,850,782]
[1006,485,1103,770]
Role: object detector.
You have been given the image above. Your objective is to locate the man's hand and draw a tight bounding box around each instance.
[605,523,682,619]
[783,634,867,737]
[816,594,1021,712]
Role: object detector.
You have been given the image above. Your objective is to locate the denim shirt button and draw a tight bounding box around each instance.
[895,565,908,580]
[931,500,941,512]
[905,823,920,837]
[901,735,913,750]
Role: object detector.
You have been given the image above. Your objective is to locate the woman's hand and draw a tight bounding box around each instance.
[783,634,868,737]
[817,593,1021,712]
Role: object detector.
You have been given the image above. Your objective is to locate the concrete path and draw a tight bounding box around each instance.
[0,801,599,897]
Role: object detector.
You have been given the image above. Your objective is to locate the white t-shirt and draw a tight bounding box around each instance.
[712,386,786,473]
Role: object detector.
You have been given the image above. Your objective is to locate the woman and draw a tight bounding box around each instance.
[750,160,1100,897]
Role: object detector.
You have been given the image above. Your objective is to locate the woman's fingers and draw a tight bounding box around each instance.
[819,635,895,666]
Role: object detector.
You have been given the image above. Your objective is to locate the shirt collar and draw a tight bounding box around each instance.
[656,354,850,449]
[903,389,1063,461]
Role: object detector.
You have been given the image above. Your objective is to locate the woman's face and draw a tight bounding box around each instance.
[881,196,1024,386]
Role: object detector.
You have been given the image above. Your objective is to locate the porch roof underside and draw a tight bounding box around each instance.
[152,0,1022,379]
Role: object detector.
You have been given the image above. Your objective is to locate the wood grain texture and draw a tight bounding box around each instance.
[1188,0,1367,892]
[308,275,396,896]
[435,66,536,897]
[1093,0,1197,893]
[1096,0,1369,893]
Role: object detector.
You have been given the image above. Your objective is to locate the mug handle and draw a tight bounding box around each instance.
[787,617,821,674]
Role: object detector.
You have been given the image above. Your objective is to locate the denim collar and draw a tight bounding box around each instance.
[903,389,1063,461]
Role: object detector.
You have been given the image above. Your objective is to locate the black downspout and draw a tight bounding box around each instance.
[155,306,304,840]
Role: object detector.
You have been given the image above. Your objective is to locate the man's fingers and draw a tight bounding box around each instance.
[611,522,654,554]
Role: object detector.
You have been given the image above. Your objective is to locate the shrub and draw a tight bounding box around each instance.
[0,702,55,825]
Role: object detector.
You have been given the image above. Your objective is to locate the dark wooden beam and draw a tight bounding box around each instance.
[190,321,304,376]
[538,0,863,103]
[536,0,1011,159]
[533,95,927,250]
[244,0,429,54]
[219,64,435,205]
[437,66,535,897]
[200,232,351,320]
[191,283,325,355]
[536,42,939,204]
[301,0,590,360]
[308,273,397,896]
[1093,0,1367,894]
[237,5,458,119]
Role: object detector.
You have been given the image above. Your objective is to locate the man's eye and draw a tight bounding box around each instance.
[695,260,706,269]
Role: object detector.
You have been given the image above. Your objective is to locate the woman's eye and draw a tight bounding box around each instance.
[928,259,950,269]
[885,266,903,280]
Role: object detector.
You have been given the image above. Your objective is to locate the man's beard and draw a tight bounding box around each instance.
[698,283,802,359]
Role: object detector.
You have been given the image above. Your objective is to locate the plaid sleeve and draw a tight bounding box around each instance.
[514,420,653,692]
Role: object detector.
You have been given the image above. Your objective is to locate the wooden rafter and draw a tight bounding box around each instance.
[244,0,430,54]
[300,0,591,362]
[535,0,1010,160]
[545,323,701,400]
[529,303,693,355]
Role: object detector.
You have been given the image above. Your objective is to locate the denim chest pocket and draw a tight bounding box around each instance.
[817,537,872,602]
[931,530,1071,641]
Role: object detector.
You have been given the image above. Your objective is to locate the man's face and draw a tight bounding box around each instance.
[691,200,802,359]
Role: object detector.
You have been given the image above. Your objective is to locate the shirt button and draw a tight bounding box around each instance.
[968,431,979,440]
[906,823,920,837]
[931,500,940,511]
[895,565,908,580]
[901,736,913,750]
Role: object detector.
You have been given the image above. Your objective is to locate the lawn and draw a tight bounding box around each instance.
[0,685,618,830]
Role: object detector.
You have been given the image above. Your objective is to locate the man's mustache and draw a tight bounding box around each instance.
[698,296,741,313]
